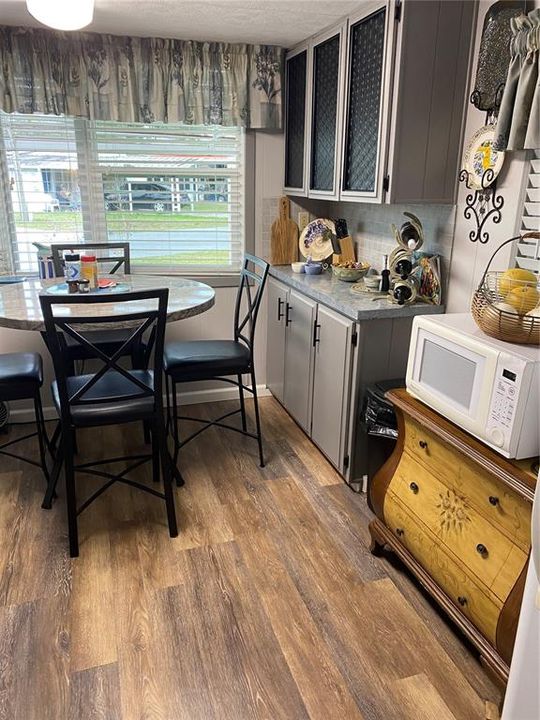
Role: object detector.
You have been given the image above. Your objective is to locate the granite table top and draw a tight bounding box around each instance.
[0,275,215,331]
[269,267,445,322]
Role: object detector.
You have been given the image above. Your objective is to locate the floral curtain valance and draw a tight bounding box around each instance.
[0,26,283,130]
[495,9,540,151]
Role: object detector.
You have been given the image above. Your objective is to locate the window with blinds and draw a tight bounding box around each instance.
[514,150,540,276]
[0,113,246,275]
[0,113,83,272]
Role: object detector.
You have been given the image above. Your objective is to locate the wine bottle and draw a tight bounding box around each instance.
[380,254,390,292]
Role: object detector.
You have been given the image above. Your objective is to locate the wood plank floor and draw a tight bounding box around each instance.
[0,397,502,719]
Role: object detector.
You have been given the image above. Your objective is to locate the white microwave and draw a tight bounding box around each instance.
[406,314,540,459]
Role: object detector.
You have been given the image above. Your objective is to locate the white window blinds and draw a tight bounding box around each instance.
[0,112,246,275]
[0,113,84,272]
[515,151,540,276]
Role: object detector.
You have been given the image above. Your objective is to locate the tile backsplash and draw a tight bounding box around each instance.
[290,198,457,293]
[261,196,456,296]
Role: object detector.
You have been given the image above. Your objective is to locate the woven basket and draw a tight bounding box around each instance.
[471,233,540,345]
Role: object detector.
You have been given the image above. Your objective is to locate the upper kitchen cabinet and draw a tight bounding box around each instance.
[284,44,310,195]
[284,0,475,205]
[385,0,475,203]
[341,2,394,203]
[309,25,346,200]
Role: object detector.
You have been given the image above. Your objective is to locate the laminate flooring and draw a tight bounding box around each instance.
[0,397,502,719]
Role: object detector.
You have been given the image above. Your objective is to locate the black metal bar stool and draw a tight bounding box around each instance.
[165,254,269,472]
[40,289,177,558]
[0,353,50,483]
[50,243,144,373]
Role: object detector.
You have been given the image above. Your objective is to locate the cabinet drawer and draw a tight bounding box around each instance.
[383,492,501,643]
[388,452,528,602]
[404,417,531,551]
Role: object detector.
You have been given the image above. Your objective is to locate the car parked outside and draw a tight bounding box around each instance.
[104,181,190,212]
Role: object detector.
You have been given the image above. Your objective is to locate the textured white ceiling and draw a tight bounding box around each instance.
[0,0,362,46]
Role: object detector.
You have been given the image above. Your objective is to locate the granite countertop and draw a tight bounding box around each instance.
[269,266,445,322]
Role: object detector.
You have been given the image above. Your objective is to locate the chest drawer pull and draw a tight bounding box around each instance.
[488,496,499,506]
[457,596,467,606]
[476,543,489,558]
[418,440,428,449]
[409,482,419,494]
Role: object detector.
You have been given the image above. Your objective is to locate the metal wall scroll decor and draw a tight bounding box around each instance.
[459,168,504,244]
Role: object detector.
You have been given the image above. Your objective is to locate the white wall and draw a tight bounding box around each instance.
[446,1,534,312]
[0,130,285,418]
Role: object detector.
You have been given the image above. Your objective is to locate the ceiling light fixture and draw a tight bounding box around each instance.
[26,0,95,31]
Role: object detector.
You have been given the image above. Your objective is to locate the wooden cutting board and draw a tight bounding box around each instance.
[270,197,299,265]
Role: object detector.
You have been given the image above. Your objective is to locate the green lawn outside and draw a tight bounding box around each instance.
[15,202,228,231]
[132,250,230,266]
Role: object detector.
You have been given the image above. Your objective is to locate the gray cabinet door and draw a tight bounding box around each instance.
[283,290,316,432]
[309,23,346,200]
[340,1,394,203]
[266,278,288,404]
[311,305,354,469]
[284,44,310,196]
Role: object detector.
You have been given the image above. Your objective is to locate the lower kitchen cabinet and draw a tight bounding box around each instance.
[266,278,288,404]
[311,305,355,468]
[267,278,354,469]
[266,274,418,481]
[283,290,317,433]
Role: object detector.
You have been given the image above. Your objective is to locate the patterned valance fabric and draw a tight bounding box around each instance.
[0,26,283,130]
[494,8,540,151]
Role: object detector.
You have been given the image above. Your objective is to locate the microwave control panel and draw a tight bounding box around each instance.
[485,355,526,449]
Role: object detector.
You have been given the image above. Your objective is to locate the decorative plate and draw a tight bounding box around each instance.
[299,218,336,261]
[45,282,131,295]
[463,125,505,189]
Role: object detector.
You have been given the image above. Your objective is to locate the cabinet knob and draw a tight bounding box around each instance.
[488,496,499,506]
[395,528,404,537]
[457,596,467,606]
[476,543,488,558]
[409,482,419,494]
[418,440,428,450]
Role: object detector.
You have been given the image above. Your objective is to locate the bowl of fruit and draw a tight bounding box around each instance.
[332,261,371,282]
[471,234,540,345]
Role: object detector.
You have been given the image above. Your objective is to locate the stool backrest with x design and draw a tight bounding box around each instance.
[40,289,168,419]
[233,254,269,360]
[51,242,131,277]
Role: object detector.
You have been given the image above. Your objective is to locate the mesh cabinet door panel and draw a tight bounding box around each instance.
[285,51,307,189]
[343,8,386,193]
[311,34,340,192]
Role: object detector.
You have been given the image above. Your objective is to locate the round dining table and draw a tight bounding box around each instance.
[0,273,216,493]
[0,274,215,331]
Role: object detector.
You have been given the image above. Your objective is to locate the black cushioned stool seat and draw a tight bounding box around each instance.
[0,352,50,483]
[0,352,43,399]
[164,340,250,381]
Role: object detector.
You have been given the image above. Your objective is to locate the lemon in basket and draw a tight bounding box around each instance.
[499,268,537,297]
[506,286,540,315]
